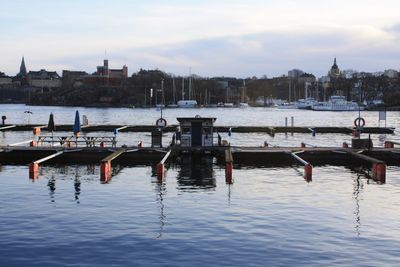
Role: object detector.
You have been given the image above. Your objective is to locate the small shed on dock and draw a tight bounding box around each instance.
[177,117,216,147]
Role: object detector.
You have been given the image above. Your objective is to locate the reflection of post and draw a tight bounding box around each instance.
[47,175,56,203]
[353,175,362,237]
[74,166,81,203]
[155,181,166,239]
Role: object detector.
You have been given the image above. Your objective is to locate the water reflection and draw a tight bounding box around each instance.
[153,181,166,239]
[47,175,56,203]
[175,155,216,191]
[353,174,363,237]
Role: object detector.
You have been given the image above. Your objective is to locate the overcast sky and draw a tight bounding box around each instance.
[1,0,399,77]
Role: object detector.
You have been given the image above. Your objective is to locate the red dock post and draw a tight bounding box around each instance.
[157,163,165,180]
[29,162,39,179]
[372,163,386,183]
[224,149,234,184]
[156,150,172,181]
[225,162,233,184]
[100,160,111,182]
[304,163,313,182]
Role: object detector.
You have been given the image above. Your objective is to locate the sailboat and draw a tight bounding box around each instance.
[239,80,249,108]
[167,77,179,108]
[177,72,198,108]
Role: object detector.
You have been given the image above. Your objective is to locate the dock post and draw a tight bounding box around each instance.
[304,163,313,182]
[29,162,39,179]
[301,142,306,148]
[291,116,294,127]
[225,149,233,184]
[372,163,386,183]
[100,161,111,182]
[156,150,172,180]
[157,163,165,180]
[342,142,349,148]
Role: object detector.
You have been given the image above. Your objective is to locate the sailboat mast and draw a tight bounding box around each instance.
[182,77,185,100]
[172,78,176,104]
[189,75,192,100]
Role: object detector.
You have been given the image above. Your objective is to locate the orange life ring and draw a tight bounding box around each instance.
[354,117,365,128]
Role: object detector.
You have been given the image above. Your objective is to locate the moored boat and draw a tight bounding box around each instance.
[312,95,363,111]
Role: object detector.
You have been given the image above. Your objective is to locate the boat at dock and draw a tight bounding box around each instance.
[312,95,363,111]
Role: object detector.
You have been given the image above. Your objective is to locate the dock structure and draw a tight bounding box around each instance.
[0,117,399,184]
[1,145,399,183]
[0,124,394,135]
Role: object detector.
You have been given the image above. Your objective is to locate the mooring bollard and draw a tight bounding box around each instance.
[342,142,349,148]
[263,141,268,147]
[301,142,306,148]
[1,115,6,126]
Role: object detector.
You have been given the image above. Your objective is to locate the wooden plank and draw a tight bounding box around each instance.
[290,151,309,166]
[101,148,126,163]
[159,150,172,165]
[8,140,34,146]
[0,125,16,131]
[34,151,64,164]
[342,149,384,164]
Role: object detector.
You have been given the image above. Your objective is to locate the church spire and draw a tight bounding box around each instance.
[19,56,27,76]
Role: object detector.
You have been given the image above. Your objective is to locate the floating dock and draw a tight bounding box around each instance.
[1,144,399,184]
[0,124,395,135]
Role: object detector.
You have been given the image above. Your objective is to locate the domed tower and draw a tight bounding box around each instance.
[328,57,341,79]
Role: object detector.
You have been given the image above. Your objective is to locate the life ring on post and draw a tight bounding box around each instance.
[354,117,365,128]
[156,118,167,128]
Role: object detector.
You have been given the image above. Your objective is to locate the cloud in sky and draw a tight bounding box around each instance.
[1,0,399,77]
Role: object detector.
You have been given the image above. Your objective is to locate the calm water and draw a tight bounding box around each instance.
[1,104,400,266]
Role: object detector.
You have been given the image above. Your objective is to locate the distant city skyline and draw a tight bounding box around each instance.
[1,0,399,78]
